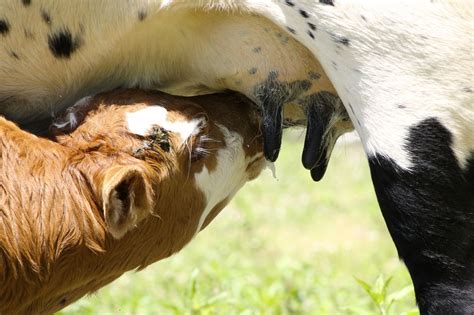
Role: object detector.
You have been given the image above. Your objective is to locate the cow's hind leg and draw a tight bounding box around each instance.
[368,118,474,313]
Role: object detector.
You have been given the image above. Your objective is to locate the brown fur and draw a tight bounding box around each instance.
[0,90,265,314]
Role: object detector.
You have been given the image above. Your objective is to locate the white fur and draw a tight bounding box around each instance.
[194,124,260,236]
[126,106,203,144]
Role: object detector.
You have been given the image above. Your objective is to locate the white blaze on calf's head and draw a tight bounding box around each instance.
[126,105,204,144]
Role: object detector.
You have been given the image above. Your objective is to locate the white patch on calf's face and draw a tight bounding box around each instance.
[193,123,263,236]
[126,106,203,144]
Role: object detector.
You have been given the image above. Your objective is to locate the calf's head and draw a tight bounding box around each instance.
[52,90,266,240]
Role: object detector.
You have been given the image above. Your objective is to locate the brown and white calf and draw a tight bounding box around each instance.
[0,90,267,314]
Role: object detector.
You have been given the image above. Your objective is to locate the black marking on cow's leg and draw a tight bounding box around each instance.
[307,22,317,31]
[368,118,474,313]
[0,19,10,36]
[285,0,295,7]
[307,30,315,39]
[254,71,312,161]
[466,155,474,192]
[48,28,82,58]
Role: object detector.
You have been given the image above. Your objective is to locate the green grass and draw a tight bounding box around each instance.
[59,131,418,315]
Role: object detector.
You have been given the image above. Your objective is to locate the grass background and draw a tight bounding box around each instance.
[59,131,418,315]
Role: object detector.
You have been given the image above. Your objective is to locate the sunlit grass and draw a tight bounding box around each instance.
[59,131,418,315]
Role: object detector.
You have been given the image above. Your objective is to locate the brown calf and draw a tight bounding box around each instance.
[0,90,266,314]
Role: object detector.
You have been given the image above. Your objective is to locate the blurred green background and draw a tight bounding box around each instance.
[59,131,418,315]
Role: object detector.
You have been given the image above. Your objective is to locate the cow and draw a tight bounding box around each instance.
[0,1,472,312]
[0,90,268,314]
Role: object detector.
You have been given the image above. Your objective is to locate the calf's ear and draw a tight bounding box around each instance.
[102,166,153,239]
